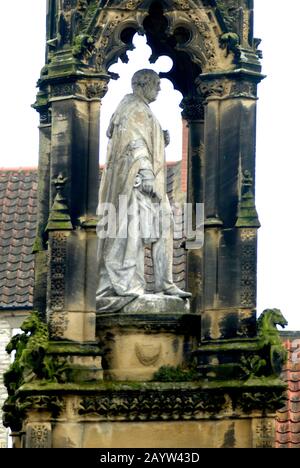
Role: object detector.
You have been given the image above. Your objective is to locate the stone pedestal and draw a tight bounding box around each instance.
[97,296,199,381]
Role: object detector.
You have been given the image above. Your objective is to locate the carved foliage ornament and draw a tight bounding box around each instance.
[78,390,226,420]
[110,0,191,10]
[73,4,227,74]
[185,12,218,69]
[197,78,257,100]
[180,96,205,121]
[48,0,249,75]
[199,79,225,98]
[230,81,257,98]
[235,391,287,414]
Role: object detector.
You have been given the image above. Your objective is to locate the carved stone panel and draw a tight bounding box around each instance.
[49,232,67,312]
[239,229,257,308]
[26,423,52,449]
[252,418,275,449]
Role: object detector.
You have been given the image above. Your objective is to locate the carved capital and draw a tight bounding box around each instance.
[50,82,80,98]
[50,78,109,100]
[33,88,52,124]
[230,80,257,98]
[197,78,229,100]
[180,96,205,121]
[197,76,258,101]
[86,80,109,99]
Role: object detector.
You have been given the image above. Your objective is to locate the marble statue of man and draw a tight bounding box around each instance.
[96,69,191,313]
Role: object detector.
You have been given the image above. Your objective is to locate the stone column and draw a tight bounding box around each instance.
[34,77,109,381]
[32,88,51,319]
[196,71,263,345]
[181,96,205,314]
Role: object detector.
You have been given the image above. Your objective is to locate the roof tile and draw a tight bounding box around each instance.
[0,164,187,309]
[0,169,37,309]
[276,338,300,447]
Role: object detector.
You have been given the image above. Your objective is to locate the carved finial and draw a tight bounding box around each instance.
[45,174,73,232]
[53,173,68,193]
[235,170,260,228]
[242,170,253,191]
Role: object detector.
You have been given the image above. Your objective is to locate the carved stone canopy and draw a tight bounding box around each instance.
[43,0,261,98]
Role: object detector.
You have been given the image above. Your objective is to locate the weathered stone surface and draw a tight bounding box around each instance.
[11,379,286,448]
[97,295,195,381]
[122,294,190,315]
[96,70,191,315]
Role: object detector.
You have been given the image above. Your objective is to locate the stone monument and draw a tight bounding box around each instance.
[96,68,191,311]
[2,0,288,448]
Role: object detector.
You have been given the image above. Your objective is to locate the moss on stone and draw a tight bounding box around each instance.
[72,34,95,58]
[153,365,199,382]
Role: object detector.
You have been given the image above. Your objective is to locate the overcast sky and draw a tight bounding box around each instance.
[0,1,299,330]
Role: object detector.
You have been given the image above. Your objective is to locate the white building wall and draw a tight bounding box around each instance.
[0,319,11,448]
[0,312,28,448]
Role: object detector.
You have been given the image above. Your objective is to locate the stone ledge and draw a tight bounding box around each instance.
[96,295,198,334]
[10,378,287,426]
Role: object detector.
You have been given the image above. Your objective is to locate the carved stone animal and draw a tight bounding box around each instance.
[257,309,288,376]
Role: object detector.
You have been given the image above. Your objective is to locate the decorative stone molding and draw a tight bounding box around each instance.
[78,389,226,421]
[235,391,287,415]
[230,80,257,98]
[50,79,109,100]
[47,232,69,340]
[3,394,64,433]
[21,395,65,416]
[197,75,258,101]
[6,380,286,436]
[51,83,80,98]
[198,78,228,99]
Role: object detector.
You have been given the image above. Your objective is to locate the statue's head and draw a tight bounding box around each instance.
[131,69,161,103]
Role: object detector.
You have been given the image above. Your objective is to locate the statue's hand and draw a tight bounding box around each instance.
[142,178,154,195]
[164,130,170,147]
[139,169,155,195]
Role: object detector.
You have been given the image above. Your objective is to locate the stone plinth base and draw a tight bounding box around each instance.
[52,419,270,448]
[11,379,286,448]
[96,295,199,381]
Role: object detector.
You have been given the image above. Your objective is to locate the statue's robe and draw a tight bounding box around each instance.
[96,93,173,313]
